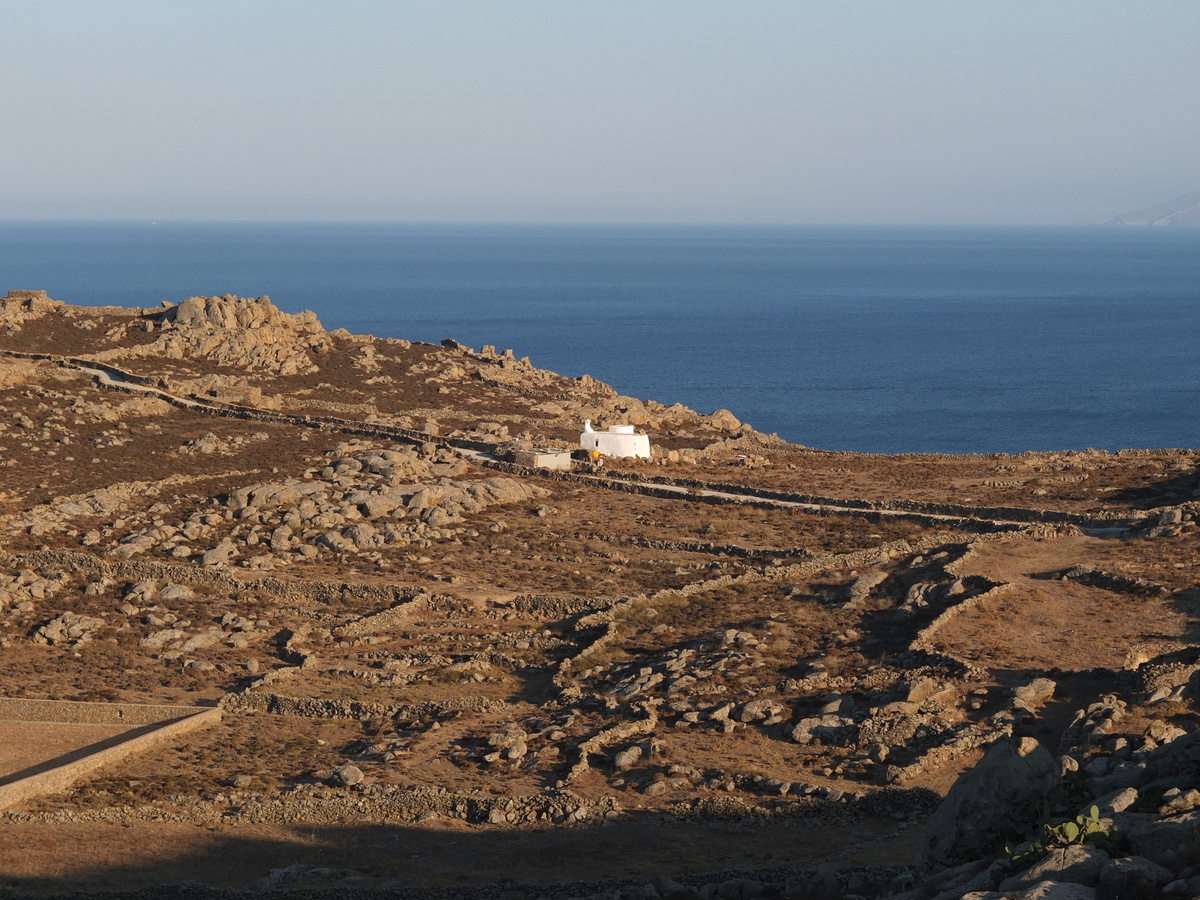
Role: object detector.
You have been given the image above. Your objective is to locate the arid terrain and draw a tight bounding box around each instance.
[0,290,1197,899]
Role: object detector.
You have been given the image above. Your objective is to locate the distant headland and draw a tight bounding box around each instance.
[1102,192,1200,226]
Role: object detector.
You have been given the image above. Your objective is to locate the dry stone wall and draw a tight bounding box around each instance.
[0,706,221,813]
[332,593,431,640]
[2,549,427,607]
[0,697,203,726]
[596,469,1138,528]
[222,690,499,723]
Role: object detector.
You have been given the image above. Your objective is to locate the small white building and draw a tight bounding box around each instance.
[513,448,573,471]
[580,420,651,459]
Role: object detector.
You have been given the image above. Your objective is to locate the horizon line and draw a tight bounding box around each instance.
[0,216,1154,229]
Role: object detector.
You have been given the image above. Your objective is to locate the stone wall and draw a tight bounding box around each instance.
[908,582,1016,652]
[333,593,430,640]
[1,549,430,608]
[0,705,222,812]
[0,349,497,453]
[0,349,1161,535]
[0,697,201,726]
[484,461,1067,533]
[597,468,1138,528]
[222,690,498,722]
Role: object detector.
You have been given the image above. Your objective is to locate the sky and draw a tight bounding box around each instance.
[2,1,1198,224]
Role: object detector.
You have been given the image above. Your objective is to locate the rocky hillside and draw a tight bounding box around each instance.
[0,293,1197,898]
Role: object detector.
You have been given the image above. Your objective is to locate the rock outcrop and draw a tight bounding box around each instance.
[160,294,326,375]
[98,294,328,375]
[923,736,1061,864]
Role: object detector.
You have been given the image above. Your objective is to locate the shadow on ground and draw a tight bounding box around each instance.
[0,809,923,896]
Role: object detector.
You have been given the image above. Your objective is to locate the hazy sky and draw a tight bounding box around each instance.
[3,1,1197,224]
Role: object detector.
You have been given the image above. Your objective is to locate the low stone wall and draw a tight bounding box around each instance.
[1,549,430,608]
[1056,565,1169,597]
[222,690,498,722]
[485,461,1025,533]
[554,533,972,691]
[883,714,1014,785]
[908,582,1016,652]
[511,593,620,617]
[0,349,498,454]
[590,533,813,560]
[596,467,1142,529]
[0,705,222,812]
[0,697,200,727]
[673,786,938,825]
[333,593,430,640]
[565,704,660,783]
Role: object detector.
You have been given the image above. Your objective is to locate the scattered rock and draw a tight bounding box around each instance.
[329,763,364,787]
[32,612,105,646]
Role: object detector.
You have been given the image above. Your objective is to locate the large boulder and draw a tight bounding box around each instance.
[1097,856,1174,900]
[923,737,1061,864]
[200,538,238,567]
[998,844,1108,893]
[159,583,195,604]
[328,763,364,787]
[32,612,105,646]
[1013,678,1058,712]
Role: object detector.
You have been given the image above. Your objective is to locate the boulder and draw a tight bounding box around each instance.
[187,432,223,454]
[1127,810,1200,870]
[344,522,382,550]
[227,481,311,513]
[159,295,325,376]
[159,583,195,603]
[140,628,187,651]
[329,764,364,787]
[178,629,224,653]
[738,698,784,723]
[125,580,159,603]
[613,746,642,771]
[1097,856,1174,900]
[904,677,947,706]
[998,845,1108,893]
[709,409,741,431]
[32,612,105,646]
[1014,678,1057,712]
[488,725,528,751]
[200,539,237,567]
[359,494,400,519]
[270,525,294,552]
[923,737,1060,864]
[844,570,888,608]
[315,531,354,554]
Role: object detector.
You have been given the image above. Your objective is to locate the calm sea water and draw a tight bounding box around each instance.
[1,221,1197,454]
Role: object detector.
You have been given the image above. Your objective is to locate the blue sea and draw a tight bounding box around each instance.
[0,221,1197,455]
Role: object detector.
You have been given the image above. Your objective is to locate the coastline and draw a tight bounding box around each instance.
[1,222,1198,453]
